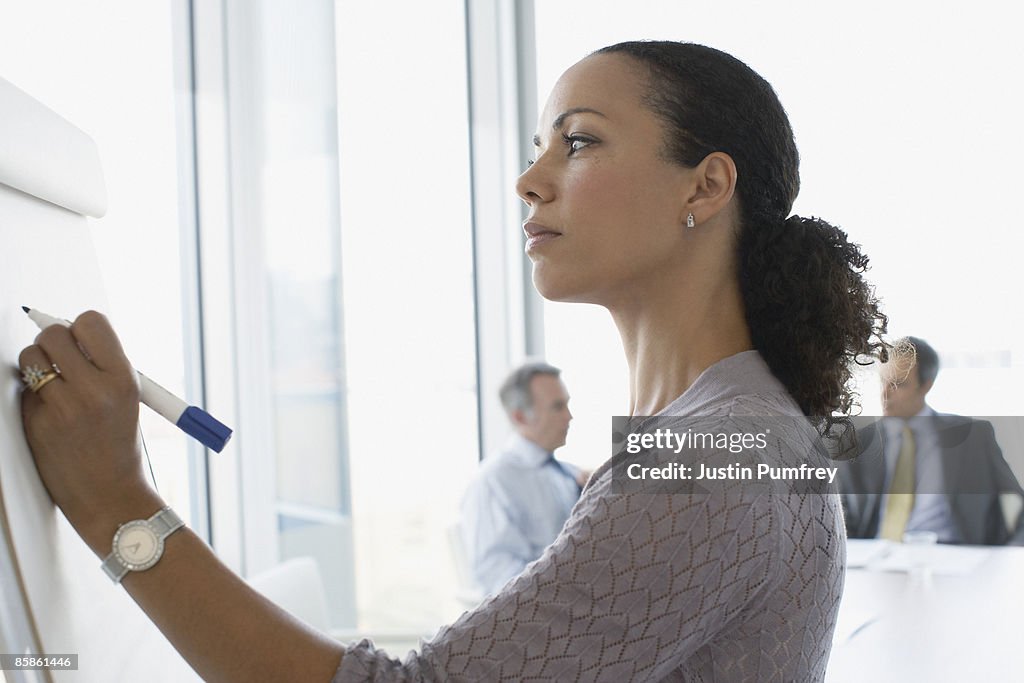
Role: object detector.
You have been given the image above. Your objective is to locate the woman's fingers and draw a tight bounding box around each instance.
[67,310,133,374]
[18,344,64,403]
[34,323,96,382]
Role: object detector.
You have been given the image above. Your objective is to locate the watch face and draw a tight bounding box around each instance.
[113,521,163,571]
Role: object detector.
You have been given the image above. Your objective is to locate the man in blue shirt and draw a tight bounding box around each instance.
[461,361,586,595]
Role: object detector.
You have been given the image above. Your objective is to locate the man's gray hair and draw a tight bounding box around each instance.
[499,360,561,417]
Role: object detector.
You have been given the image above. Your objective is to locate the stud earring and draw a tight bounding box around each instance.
[686,213,695,228]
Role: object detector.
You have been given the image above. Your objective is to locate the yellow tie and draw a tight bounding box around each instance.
[880,425,916,541]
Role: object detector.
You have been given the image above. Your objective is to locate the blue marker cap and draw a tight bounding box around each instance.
[176,406,233,453]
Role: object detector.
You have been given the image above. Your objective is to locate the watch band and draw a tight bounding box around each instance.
[101,550,132,583]
[147,507,185,536]
[101,507,185,584]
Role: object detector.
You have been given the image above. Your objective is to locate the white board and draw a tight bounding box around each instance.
[0,77,199,682]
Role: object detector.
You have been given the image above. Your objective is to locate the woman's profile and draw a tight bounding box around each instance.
[19,41,885,681]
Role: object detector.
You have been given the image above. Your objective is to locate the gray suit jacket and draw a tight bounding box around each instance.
[839,415,1024,545]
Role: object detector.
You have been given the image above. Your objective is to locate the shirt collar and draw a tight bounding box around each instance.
[884,404,935,436]
[504,432,553,468]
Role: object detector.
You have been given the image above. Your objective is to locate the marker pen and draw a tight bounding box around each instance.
[22,306,232,453]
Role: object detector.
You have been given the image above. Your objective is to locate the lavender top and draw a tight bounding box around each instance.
[332,351,845,682]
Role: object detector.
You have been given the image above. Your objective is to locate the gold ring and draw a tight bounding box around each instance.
[21,365,60,393]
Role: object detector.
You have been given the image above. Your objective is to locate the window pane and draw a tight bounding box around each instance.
[334,0,479,636]
[232,0,479,638]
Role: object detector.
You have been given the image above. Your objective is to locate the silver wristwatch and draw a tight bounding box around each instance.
[101,507,184,583]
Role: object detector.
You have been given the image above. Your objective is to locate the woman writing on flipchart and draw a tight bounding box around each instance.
[18,41,885,682]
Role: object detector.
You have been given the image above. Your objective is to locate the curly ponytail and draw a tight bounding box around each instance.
[739,215,887,431]
[596,41,887,432]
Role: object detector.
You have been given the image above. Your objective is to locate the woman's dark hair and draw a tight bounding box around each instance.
[595,41,887,434]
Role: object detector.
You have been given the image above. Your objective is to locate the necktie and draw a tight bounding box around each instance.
[545,455,582,495]
[880,425,915,541]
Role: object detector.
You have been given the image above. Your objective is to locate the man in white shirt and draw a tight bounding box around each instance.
[461,361,586,595]
[841,337,1024,544]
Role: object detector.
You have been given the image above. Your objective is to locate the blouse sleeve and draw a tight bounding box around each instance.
[331,464,779,682]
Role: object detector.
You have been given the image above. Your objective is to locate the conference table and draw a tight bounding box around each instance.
[827,540,1024,681]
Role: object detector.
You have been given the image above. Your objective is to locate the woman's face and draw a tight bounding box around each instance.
[516,53,694,304]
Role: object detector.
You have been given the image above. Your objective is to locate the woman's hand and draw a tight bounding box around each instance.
[19,312,347,681]
[19,310,160,554]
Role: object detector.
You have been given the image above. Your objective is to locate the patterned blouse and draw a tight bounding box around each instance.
[332,351,845,682]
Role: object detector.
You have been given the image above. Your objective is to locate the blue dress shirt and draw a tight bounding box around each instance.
[460,433,582,595]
